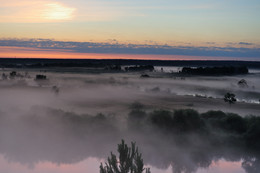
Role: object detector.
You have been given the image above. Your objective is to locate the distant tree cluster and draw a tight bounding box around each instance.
[1,71,31,80]
[105,65,122,71]
[35,74,47,80]
[181,66,248,75]
[1,58,260,69]
[125,65,154,72]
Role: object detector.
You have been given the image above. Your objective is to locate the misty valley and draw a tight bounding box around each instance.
[0,66,260,173]
[1,0,260,171]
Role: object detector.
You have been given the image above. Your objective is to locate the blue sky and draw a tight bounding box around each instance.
[0,0,259,59]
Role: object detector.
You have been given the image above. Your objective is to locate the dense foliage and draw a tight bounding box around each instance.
[128,108,260,150]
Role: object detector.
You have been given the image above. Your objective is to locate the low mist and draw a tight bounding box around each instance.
[0,68,259,173]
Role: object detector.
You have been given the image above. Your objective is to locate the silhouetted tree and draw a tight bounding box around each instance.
[1,73,7,80]
[35,74,47,80]
[224,92,237,105]
[100,140,151,173]
[9,71,16,78]
[238,79,248,88]
[140,74,150,78]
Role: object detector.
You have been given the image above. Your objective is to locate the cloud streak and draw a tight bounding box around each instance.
[0,38,259,59]
[239,42,254,46]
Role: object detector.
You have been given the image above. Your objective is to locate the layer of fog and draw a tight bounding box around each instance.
[1,105,260,173]
[0,68,260,173]
[1,67,259,115]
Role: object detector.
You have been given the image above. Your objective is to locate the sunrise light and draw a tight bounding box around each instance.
[42,3,75,20]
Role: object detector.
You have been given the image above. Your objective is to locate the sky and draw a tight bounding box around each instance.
[0,0,260,60]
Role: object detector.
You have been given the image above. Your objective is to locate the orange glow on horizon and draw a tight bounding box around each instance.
[0,46,250,61]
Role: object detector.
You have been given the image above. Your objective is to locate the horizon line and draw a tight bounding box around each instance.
[1,57,260,62]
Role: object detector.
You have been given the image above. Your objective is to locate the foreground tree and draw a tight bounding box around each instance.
[224,92,237,105]
[100,140,151,173]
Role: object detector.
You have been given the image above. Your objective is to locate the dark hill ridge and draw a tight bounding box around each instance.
[0,58,260,69]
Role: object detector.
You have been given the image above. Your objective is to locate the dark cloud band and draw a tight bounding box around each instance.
[0,38,259,58]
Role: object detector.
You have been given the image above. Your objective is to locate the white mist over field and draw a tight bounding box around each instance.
[0,67,259,173]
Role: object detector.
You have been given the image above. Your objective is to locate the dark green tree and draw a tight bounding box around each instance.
[224,92,237,105]
[100,140,151,173]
